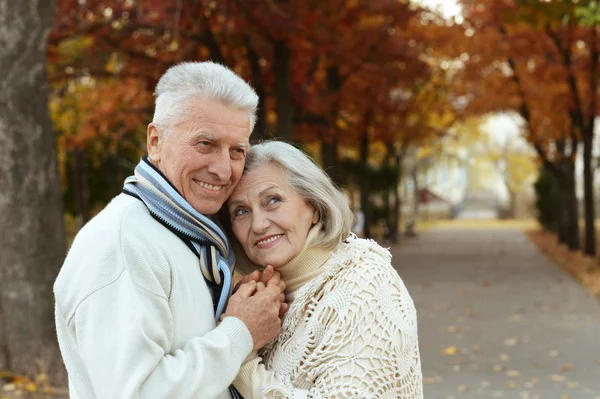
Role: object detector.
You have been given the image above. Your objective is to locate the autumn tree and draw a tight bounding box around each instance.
[0,0,67,383]
[429,0,588,250]
[50,0,438,223]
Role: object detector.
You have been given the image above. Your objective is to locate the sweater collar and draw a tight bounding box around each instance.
[277,223,333,294]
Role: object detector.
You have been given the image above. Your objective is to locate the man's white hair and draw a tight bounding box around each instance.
[152,61,258,135]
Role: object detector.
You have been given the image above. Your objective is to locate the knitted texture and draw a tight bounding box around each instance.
[238,236,423,399]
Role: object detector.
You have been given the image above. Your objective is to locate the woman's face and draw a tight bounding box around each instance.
[228,164,318,268]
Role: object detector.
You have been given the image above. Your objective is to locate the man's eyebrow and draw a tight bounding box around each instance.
[193,133,249,148]
[193,133,218,142]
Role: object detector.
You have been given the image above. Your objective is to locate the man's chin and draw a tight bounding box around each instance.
[190,198,226,216]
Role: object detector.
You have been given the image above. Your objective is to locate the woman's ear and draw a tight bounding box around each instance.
[312,208,319,224]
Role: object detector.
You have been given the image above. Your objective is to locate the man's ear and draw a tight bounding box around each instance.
[147,123,162,164]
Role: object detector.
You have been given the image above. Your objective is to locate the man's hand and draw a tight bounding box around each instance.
[235,266,288,318]
[223,280,283,350]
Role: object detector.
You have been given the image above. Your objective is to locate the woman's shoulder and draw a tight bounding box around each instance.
[323,235,397,284]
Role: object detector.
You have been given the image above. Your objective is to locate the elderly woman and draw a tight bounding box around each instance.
[225,141,423,399]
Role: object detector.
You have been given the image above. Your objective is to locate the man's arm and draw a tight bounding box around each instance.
[62,245,282,398]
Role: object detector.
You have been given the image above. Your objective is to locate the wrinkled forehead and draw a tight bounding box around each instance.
[229,164,289,202]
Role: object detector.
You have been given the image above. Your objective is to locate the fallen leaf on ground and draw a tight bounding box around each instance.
[548,374,566,381]
[560,363,574,371]
[442,345,457,356]
[493,364,506,372]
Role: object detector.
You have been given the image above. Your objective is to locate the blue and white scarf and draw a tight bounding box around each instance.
[123,157,244,399]
[122,157,235,321]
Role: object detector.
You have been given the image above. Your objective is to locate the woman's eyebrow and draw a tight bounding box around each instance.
[258,186,280,197]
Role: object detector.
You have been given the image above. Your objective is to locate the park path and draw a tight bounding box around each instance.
[392,225,600,399]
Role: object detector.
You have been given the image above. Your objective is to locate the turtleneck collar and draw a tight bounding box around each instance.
[277,223,334,295]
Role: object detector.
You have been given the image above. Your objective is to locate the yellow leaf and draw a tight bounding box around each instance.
[549,374,566,381]
[442,345,457,356]
[560,363,574,371]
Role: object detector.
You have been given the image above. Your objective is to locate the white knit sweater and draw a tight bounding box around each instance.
[233,227,423,399]
[54,194,253,399]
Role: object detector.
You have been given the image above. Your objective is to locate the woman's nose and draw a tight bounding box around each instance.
[251,211,270,233]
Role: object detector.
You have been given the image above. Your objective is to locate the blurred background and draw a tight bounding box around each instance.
[1,0,600,397]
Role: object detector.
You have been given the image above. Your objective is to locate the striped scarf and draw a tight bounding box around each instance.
[122,157,235,321]
[123,158,244,399]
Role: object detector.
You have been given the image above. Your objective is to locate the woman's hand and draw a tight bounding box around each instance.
[235,266,288,318]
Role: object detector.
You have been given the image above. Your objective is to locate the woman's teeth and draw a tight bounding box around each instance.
[257,235,282,245]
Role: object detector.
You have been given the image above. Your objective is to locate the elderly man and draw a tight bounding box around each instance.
[54,62,284,398]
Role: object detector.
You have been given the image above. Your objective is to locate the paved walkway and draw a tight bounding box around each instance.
[392,226,600,399]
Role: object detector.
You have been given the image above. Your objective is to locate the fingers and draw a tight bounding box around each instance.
[242,270,261,284]
[278,279,286,293]
[266,272,280,288]
[256,281,266,292]
[261,265,274,284]
[234,270,260,293]
[279,302,288,318]
[234,280,257,298]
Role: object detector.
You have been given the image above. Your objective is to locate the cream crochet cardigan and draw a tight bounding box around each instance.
[233,226,423,399]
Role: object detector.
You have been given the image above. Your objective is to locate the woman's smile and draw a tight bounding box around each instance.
[228,164,318,267]
[255,234,284,248]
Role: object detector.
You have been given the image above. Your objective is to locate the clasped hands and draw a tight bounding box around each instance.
[222,266,288,350]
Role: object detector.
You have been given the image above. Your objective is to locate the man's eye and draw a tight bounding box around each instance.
[231,148,246,159]
[200,141,212,147]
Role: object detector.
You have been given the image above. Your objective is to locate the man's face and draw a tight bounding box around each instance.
[147,97,251,215]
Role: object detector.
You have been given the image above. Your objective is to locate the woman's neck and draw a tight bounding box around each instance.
[277,224,333,295]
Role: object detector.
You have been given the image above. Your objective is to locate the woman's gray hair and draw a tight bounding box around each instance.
[244,141,355,250]
[152,61,258,135]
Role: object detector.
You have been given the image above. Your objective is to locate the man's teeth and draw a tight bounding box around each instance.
[258,235,282,245]
[198,181,222,191]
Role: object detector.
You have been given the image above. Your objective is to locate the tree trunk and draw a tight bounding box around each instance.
[387,149,403,244]
[321,137,340,186]
[320,66,343,185]
[583,133,596,255]
[273,40,293,140]
[411,154,420,224]
[359,122,371,238]
[556,159,580,250]
[246,38,269,141]
[0,0,67,383]
[73,148,89,227]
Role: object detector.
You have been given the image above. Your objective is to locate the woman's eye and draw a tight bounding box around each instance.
[267,196,281,206]
[233,208,247,217]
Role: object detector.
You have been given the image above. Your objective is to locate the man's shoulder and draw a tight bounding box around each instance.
[81,193,152,234]
[55,194,181,319]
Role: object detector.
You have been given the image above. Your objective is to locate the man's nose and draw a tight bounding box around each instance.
[207,149,232,181]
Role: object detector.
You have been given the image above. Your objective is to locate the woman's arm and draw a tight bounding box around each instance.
[233,253,423,399]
